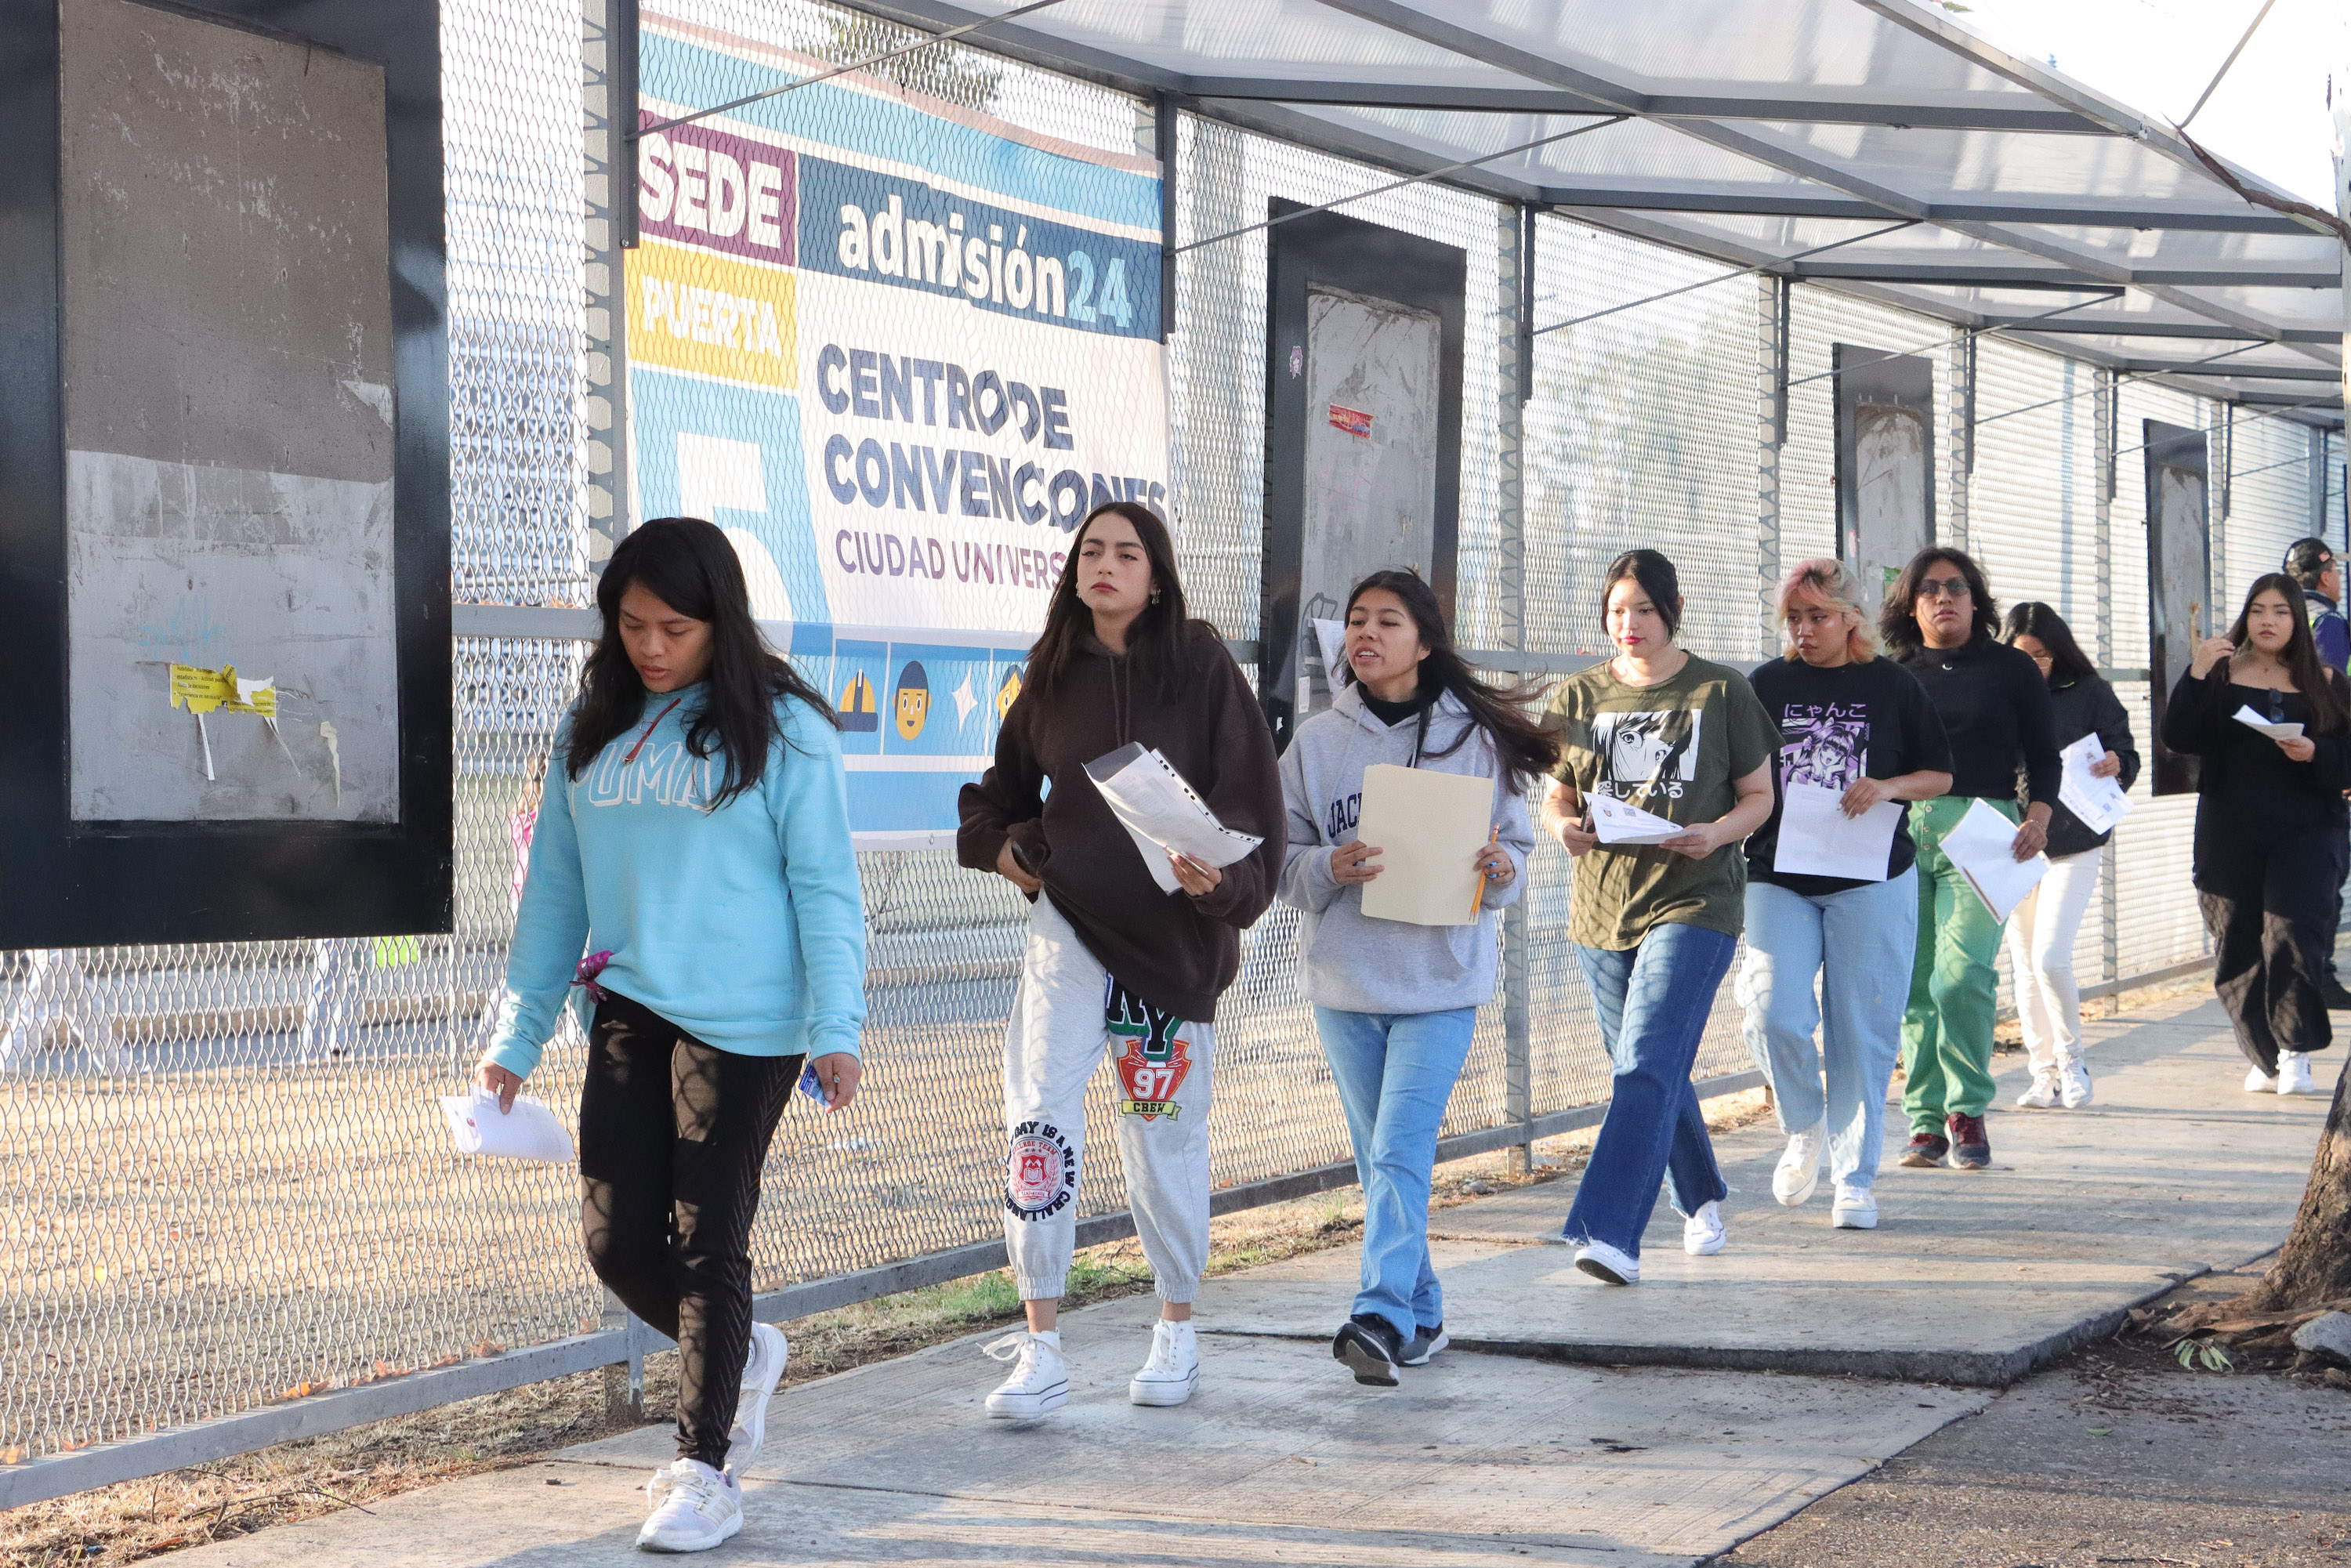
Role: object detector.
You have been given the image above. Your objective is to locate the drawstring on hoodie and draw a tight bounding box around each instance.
[1110,653,1133,749]
[625,698,683,763]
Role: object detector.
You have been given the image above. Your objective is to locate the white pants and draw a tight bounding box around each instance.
[2,951,126,1070]
[2005,848,2103,1074]
[1002,896,1215,1304]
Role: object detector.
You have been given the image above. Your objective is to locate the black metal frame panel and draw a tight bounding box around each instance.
[1258,199,1465,749]
[0,0,451,946]
[2143,418,2212,798]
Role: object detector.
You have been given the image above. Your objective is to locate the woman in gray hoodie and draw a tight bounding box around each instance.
[1277,570,1555,1388]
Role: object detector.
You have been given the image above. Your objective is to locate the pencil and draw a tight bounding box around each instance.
[1469,825,1500,919]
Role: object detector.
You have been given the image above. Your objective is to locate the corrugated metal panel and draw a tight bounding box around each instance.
[1970,339,2099,636]
[2225,413,2321,596]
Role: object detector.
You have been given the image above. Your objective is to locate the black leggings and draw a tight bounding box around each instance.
[2201,823,2338,1075]
[579,992,799,1468]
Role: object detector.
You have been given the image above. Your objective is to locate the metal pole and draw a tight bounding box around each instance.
[2094,367,2118,990]
[583,0,634,566]
[1756,275,1787,654]
[1949,331,1976,553]
[1157,91,1178,345]
[1496,201,1533,1175]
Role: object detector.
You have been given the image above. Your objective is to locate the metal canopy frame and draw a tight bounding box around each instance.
[829,0,2344,426]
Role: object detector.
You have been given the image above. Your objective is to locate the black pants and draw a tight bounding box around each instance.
[580,992,799,1468]
[2201,824,2338,1075]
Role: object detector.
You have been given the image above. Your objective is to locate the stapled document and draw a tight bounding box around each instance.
[1588,794,1682,846]
[2057,733,2132,836]
[1085,742,1264,894]
[1940,797,2049,922]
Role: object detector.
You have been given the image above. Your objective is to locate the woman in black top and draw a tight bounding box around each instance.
[1880,549,2059,1171]
[2001,604,2139,1112]
[2161,572,2350,1098]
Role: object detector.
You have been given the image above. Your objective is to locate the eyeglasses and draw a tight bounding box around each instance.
[1918,576,1970,600]
[2265,688,2285,723]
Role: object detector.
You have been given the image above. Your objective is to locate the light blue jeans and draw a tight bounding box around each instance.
[1563,922,1737,1258]
[1313,1005,1479,1342]
[1736,871,1919,1190]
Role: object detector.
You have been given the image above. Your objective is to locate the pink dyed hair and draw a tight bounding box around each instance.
[1775,558,1879,663]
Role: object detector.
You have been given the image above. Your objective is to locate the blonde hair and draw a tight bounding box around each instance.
[1776,558,1878,663]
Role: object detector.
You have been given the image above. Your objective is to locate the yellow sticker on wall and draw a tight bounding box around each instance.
[168,664,277,716]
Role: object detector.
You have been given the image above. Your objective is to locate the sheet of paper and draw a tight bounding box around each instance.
[437,1091,574,1162]
[1312,617,1348,683]
[1938,797,2049,922]
[2057,732,2132,836]
[1588,793,1682,846]
[1353,762,1493,926]
[2232,704,2305,741]
[1772,781,1903,882]
[1085,743,1265,895]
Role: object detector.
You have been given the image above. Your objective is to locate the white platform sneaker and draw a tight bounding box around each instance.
[1128,1319,1201,1407]
[1831,1182,1878,1229]
[983,1329,1069,1418]
[637,1459,742,1554]
[2277,1051,2319,1095]
[725,1321,788,1473]
[2247,1063,2280,1093]
[1773,1123,1825,1204]
[1683,1200,1727,1255]
[1573,1239,1640,1284]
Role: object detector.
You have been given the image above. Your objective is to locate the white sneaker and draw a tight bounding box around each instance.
[2247,1064,2280,1093]
[2277,1051,2319,1095]
[1772,1123,1825,1205]
[2015,1072,2059,1109]
[637,1459,741,1553]
[1683,1200,1726,1255]
[1572,1239,1640,1285]
[982,1330,1068,1418]
[1128,1319,1200,1407]
[2058,1059,2094,1109]
[723,1321,788,1473]
[1831,1182,1878,1229]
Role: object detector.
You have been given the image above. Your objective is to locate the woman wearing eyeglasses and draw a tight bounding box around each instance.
[1880,550,2059,1172]
[2160,572,2350,1097]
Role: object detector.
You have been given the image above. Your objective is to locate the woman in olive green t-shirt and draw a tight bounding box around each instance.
[1539,549,1777,1286]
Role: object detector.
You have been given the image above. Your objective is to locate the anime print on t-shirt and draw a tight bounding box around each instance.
[1591,710,1702,803]
[1777,702,1868,792]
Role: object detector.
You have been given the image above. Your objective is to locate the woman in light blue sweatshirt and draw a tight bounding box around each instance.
[474,517,865,1555]
[1277,570,1554,1388]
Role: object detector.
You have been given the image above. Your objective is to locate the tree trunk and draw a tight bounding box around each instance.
[2247,1062,2351,1309]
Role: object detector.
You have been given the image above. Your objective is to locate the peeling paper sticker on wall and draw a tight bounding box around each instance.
[1328,404,1372,438]
[320,721,342,808]
[168,664,277,716]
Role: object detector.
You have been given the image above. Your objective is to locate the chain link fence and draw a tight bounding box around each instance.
[3,0,2345,1494]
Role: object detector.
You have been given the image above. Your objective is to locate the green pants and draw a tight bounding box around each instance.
[1901,796,2016,1132]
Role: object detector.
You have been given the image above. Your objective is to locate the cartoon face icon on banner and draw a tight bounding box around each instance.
[837,669,878,732]
[893,661,929,740]
[995,664,1024,722]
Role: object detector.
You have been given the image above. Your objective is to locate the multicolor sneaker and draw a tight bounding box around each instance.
[1899,1132,1950,1168]
[1400,1322,1449,1366]
[1333,1314,1401,1388]
[1946,1112,1991,1169]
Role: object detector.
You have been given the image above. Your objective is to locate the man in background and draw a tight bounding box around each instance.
[2284,537,2351,1010]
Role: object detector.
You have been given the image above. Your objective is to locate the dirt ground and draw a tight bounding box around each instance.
[1715,1262,2351,1568]
[4,1096,1768,1567]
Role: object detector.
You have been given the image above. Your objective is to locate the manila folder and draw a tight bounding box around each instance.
[1354,763,1493,928]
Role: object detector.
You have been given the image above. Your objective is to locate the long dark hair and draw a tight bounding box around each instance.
[2002,602,2098,687]
[1342,569,1560,789]
[1025,501,1212,697]
[565,517,835,807]
[2226,571,2345,733]
[1601,549,1683,640]
[1881,547,2001,657]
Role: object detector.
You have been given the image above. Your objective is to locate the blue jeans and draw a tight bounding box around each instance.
[1736,872,1918,1191]
[1563,922,1737,1257]
[1313,1005,1479,1342]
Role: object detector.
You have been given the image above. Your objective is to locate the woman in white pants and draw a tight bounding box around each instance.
[958,500,1283,1418]
[2002,603,2138,1110]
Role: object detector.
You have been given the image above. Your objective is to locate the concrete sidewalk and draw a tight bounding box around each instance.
[175,993,2330,1567]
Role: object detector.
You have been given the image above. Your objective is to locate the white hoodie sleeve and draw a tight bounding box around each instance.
[1276,727,1347,914]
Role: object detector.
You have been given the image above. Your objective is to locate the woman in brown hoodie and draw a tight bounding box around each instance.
[958,499,1283,1419]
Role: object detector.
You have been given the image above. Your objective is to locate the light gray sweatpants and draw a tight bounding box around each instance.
[1002,896,1215,1303]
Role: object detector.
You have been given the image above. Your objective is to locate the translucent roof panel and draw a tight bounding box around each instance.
[848,0,2341,423]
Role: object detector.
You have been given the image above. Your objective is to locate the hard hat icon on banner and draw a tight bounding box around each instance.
[838,670,878,732]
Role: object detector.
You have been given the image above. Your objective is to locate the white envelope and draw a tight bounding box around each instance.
[1773,781,1903,882]
[438,1090,575,1163]
[1588,793,1681,846]
[1938,797,2049,922]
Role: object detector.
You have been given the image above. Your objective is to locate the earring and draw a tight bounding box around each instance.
[1150,587,1161,604]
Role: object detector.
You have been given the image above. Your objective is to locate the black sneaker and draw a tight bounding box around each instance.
[2324,978,2351,1011]
[1332,1314,1401,1387]
[1899,1132,1949,1168]
[1400,1322,1449,1367]
[1946,1112,1991,1170]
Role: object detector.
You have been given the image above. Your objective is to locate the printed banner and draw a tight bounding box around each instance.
[629,16,1170,845]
